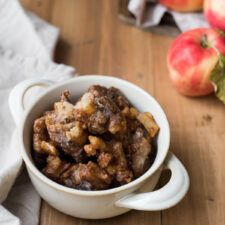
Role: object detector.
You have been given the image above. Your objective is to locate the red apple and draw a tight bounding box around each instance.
[167,28,225,96]
[158,0,203,12]
[204,0,225,32]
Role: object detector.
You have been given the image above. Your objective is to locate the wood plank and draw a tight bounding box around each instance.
[20,0,161,224]
[20,0,225,225]
[151,34,225,225]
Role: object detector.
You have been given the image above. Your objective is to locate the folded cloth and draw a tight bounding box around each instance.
[0,0,77,224]
[128,0,209,33]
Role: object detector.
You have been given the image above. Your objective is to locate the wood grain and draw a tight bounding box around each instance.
[20,0,225,225]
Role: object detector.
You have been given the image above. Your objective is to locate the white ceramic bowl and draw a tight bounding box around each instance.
[9,75,189,219]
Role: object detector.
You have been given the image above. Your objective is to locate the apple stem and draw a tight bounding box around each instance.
[201,33,222,65]
[200,33,209,48]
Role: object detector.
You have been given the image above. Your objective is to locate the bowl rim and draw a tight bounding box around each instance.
[19,75,170,196]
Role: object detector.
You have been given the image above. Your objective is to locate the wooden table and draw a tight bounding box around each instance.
[20,1,225,224]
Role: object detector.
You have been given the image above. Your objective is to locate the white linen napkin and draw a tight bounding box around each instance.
[128,0,209,32]
[0,0,77,224]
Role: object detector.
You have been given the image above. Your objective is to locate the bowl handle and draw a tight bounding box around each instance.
[8,78,55,127]
[115,152,189,211]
